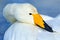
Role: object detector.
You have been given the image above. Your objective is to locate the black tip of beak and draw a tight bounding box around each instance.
[43,21,54,32]
[36,20,54,32]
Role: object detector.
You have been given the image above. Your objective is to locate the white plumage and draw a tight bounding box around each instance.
[3,3,60,40]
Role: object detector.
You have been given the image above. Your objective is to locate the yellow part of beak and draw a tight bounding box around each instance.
[32,14,45,28]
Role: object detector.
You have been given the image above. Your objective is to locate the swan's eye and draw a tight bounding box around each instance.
[29,13,32,15]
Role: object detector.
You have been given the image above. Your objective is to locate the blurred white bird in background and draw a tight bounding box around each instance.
[3,3,60,40]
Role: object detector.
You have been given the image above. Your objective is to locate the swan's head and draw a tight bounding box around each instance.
[3,3,54,32]
[14,3,44,28]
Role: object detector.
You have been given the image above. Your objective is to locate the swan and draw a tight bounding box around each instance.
[3,3,60,40]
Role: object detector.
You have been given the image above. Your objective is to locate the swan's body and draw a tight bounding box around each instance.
[4,22,39,40]
[3,3,60,40]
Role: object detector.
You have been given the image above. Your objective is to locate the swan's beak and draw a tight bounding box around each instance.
[32,14,45,28]
[32,14,54,32]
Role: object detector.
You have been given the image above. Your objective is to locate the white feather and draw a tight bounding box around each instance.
[3,3,60,40]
